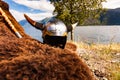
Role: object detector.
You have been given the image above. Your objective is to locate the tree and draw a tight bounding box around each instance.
[50,0,106,40]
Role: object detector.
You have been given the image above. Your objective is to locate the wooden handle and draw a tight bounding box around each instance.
[0,7,22,38]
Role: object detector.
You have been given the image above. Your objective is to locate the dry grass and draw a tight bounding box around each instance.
[76,42,120,80]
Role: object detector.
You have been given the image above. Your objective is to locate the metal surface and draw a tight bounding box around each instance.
[46,21,67,36]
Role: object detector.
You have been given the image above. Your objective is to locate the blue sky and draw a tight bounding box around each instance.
[3,0,120,22]
[4,0,42,13]
[3,0,55,21]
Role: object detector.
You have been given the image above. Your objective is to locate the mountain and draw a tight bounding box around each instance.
[100,8,120,25]
[19,20,27,26]
[19,20,43,42]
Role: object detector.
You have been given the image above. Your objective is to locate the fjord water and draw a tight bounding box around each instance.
[71,26,120,44]
[23,25,120,44]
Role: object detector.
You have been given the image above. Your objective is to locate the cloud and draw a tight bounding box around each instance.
[102,0,120,9]
[10,10,24,21]
[7,0,55,21]
[12,0,55,12]
[10,9,54,21]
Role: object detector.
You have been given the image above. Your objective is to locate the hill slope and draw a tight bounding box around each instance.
[100,8,120,25]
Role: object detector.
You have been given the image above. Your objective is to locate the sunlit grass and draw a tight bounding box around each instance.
[73,41,120,80]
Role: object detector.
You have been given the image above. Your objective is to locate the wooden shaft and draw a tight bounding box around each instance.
[0,7,22,38]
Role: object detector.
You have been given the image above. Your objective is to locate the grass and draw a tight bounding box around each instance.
[74,42,120,80]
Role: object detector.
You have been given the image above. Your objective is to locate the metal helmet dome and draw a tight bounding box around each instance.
[41,17,67,36]
[24,14,68,36]
[46,21,67,36]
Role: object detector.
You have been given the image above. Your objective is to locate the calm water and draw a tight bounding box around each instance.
[23,25,120,44]
[72,26,120,44]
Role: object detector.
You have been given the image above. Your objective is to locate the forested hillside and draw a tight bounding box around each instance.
[100,8,120,25]
[81,8,120,25]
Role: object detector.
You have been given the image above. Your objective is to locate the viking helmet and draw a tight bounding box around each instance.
[42,17,67,36]
[24,14,77,37]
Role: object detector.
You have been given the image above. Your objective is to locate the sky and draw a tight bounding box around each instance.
[3,0,120,22]
[3,0,55,21]
[102,0,120,9]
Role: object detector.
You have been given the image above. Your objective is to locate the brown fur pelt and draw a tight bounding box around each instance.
[65,42,78,51]
[0,48,96,80]
[0,19,96,80]
[0,1,96,80]
[0,22,96,80]
[0,1,9,10]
